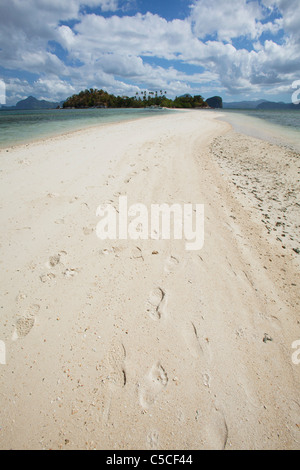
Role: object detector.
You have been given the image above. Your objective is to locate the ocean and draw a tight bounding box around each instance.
[0,107,299,152]
[218,108,300,152]
[0,107,173,148]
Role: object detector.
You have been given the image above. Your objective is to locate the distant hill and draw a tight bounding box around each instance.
[256,101,300,110]
[15,96,62,110]
[223,100,267,109]
[206,96,223,108]
[1,96,62,110]
[224,100,300,110]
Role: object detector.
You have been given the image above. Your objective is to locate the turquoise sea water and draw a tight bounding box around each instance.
[0,107,299,151]
[0,107,173,148]
[218,108,300,152]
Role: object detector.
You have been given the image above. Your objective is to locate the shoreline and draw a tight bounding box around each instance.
[0,111,299,450]
[210,128,300,266]
[217,109,300,153]
[0,107,297,154]
[0,107,180,151]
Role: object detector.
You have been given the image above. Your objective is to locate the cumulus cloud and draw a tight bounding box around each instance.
[0,0,299,103]
[67,13,194,60]
[262,0,300,41]
[189,0,263,41]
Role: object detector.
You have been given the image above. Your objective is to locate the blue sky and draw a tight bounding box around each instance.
[0,0,299,105]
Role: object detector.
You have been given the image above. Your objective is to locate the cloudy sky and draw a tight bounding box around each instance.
[0,0,299,105]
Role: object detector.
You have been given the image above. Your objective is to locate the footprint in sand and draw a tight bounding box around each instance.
[40,254,62,283]
[164,255,179,273]
[13,304,40,339]
[107,342,127,388]
[147,430,160,450]
[138,362,168,409]
[82,226,94,236]
[63,268,79,279]
[47,254,61,268]
[204,406,228,450]
[146,288,167,321]
[45,251,67,270]
[40,272,56,283]
[98,341,127,424]
[131,246,144,261]
[16,292,27,303]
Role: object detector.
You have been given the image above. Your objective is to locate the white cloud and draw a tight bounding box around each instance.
[34,78,76,99]
[0,0,299,103]
[262,0,300,41]
[68,13,193,60]
[189,0,263,41]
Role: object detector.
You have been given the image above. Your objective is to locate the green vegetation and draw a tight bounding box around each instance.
[62,89,217,109]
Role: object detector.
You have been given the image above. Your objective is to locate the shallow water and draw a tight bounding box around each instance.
[217,109,300,152]
[0,107,174,148]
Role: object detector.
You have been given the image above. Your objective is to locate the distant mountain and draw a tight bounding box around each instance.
[223,100,267,109]
[224,99,300,110]
[15,96,62,109]
[256,101,300,110]
[1,96,63,110]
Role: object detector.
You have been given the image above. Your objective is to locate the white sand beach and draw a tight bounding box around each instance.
[0,110,299,450]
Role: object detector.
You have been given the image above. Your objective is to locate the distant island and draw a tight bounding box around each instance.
[0,91,224,110]
[2,93,299,111]
[1,96,63,111]
[62,89,223,110]
[224,99,300,110]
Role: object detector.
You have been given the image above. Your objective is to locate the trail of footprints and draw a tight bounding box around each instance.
[40,252,79,283]
[145,255,179,321]
[141,253,229,449]
[13,251,79,340]
[13,246,228,448]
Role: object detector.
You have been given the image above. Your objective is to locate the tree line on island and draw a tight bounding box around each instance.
[62,88,223,109]
[3,93,299,111]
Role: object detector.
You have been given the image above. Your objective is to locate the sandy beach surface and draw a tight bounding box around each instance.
[0,110,299,450]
